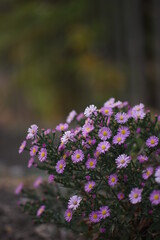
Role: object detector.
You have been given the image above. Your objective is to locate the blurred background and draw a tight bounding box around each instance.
[0,0,160,238]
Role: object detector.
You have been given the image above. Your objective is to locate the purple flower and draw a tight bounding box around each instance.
[64,209,73,222]
[89,211,100,223]
[27,124,38,139]
[98,206,110,219]
[28,158,34,168]
[117,192,125,200]
[84,105,97,117]
[97,141,110,154]
[15,183,23,195]
[86,158,97,169]
[82,123,94,137]
[98,127,112,140]
[33,177,42,188]
[149,190,160,205]
[117,126,130,138]
[146,136,159,148]
[37,205,45,217]
[68,195,82,210]
[104,98,115,108]
[56,123,68,132]
[132,109,146,120]
[137,155,148,163]
[142,167,153,180]
[108,174,118,187]
[38,148,47,162]
[48,174,55,183]
[71,150,84,163]
[76,112,84,121]
[115,154,131,169]
[30,145,38,157]
[66,110,77,124]
[113,134,125,145]
[18,140,26,154]
[100,107,113,116]
[155,167,160,184]
[129,188,143,204]
[56,159,66,174]
[84,181,96,193]
[115,112,129,124]
[61,131,74,145]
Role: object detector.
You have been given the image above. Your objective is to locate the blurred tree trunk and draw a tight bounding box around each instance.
[153,0,160,109]
[123,0,147,104]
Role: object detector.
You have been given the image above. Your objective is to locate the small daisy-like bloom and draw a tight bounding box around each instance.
[132,103,144,112]
[98,206,110,219]
[98,127,112,141]
[97,141,110,154]
[56,123,68,132]
[66,110,77,124]
[48,174,55,183]
[129,188,143,204]
[104,98,115,108]
[155,167,160,184]
[117,192,125,200]
[44,128,51,135]
[132,109,146,120]
[76,112,84,121]
[28,158,34,168]
[89,211,100,223]
[18,140,26,154]
[26,124,38,139]
[64,209,73,222]
[15,183,23,195]
[84,181,96,193]
[33,177,42,188]
[86,158,97,169]
[61,131,74,144]
[71,150,84,163]
[117,126,130,138]
[115,154,131,169]
[146,136,159,148]
[94,150,100,159]
[142,167,153,180]
[37,205,45,217]
[84,104,97,117]
[82,123,94,137]
[115,112,129,124]
[100,106,113,116]
[108,174,118,187]
[149,190,160,205]
[56,159,66,174]
[68,195,82,210]
[137,155,148,163]
[38,148,47,162]
[113,134,125,145]
[30,145,38,157]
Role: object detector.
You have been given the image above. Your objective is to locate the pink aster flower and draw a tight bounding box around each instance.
[146,136,159,148]
[132,103,144,112]
[18,140,26,154]
[115,154,131,169]
[142,167,153,180]
[155,167,160,184]
[44,128,51,135]
[108,174,118,187]
[68,195,82,210]
[30,145,38,157]
[82,123,94,137]
[115,112,129,124]
[84,181,96,193]
[97,141,110,154]
[98,127,112,140]
[89,211,100,223]
[56,159,66,174]
[76,112,84,121]
[28,158,34,168]
[132,109,146,120]
[129,188,143,204]
[86,158,97,169]
[64,209,73,222]
[104,98,115,108]
[38,148,47,162]
[56,123,68,132]
[149,190,160,205]
[84,104,97,117]
[100,106,113,116]
[117,126,130,138]
[33,177,42,188]
[61,131,74,145]
[137,155,148,163]
[113,134,125,145]
[26,124,38,139]
[66,110,77,124]
[37,205,45,217]
[48,174,55,183]
[15,183,23,195]
[117,192,125,200]
[98,206,110,219]
[94,150,100,159]
[71,150,84,163]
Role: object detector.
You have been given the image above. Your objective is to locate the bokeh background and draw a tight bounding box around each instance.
[0,0,160,238]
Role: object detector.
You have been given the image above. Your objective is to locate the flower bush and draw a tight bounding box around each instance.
[18,98,160,239]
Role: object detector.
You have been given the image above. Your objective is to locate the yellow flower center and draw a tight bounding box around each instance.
[134,193,138,198]
[111,177,115,182]
[119,116,124,120]
[102,210,106,215]
[89,161,94,166]
[96,151,100,156]
[101,145,106,150]
[117,137,122,142]
[73,201,77,205]
[63,154,67,159]
[33,148,36,153]
[86,127,91,132]
[76,154,80,159]
[89,184,93,189]
[150,139,155,145]
[103,131,107,136]
[93,214,98,219]
[120,159,125,164]
[146,171,150,176]
[88,140,92,145]
[121,130,126,135]
[59,164,63,169]
[60,125,64,130]
[67,212,71,217]
[154,195,159,200]
[41,152,45,157]
[105,109,109,114]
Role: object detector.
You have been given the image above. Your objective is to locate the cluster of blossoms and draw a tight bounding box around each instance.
[18,98,160,239]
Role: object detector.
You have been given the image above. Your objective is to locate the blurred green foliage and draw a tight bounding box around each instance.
[0,0,125,122]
